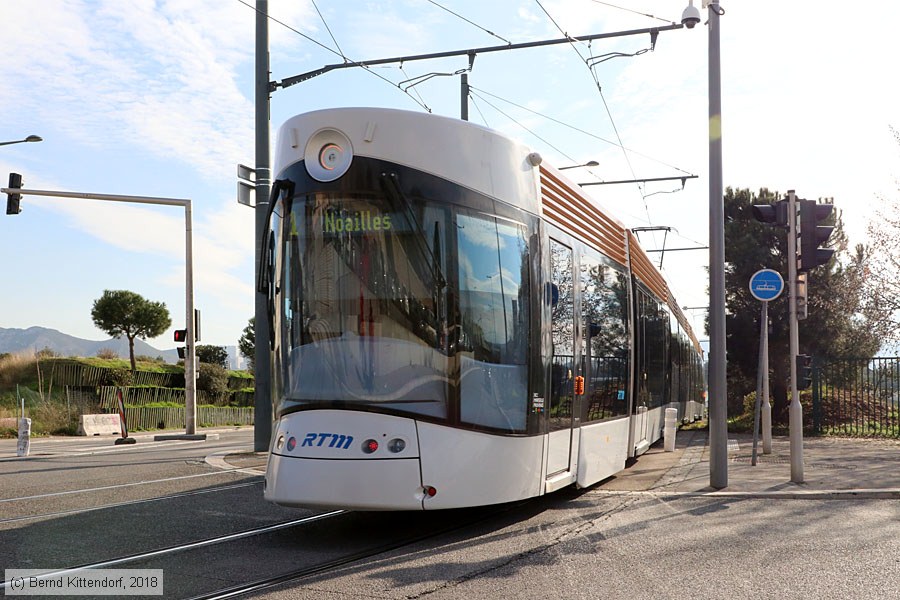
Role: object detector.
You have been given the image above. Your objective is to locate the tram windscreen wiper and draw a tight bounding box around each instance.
[379,171,446,290]
[256,179,295,349]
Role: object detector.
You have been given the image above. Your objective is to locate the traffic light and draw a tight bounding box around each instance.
[751,199,788,227]
[174,329,187,342]
[796,354,813,390]
[5,173,22,215]
[177,347,186,359]
[798,199,834,271]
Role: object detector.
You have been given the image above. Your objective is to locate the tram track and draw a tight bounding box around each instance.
[0,511,345,591]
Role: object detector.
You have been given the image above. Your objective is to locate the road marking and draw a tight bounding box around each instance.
[0,481,262,524]
[0,510,345,590]
[0,468,258,503]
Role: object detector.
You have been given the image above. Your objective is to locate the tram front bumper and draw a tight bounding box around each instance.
[265,452,426,510]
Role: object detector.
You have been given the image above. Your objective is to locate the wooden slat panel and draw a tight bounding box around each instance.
[627,231,668,301]
[539,168,628,267]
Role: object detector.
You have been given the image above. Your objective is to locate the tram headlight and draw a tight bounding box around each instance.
[387,438,406,453]
[276,435,285,450]
[305,128,353,182]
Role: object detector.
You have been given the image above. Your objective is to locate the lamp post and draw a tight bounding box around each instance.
[558,160,599,170]
[0,135,42,147]
[682,0,727,488]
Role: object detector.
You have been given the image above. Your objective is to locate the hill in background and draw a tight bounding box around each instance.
[0,326,180,364]
[0,326,246,368]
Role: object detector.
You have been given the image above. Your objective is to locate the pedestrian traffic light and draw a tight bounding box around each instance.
[5,173,22,215]
[796,354,813,390]
[174,329,187,342]
[751,199,788,227]
[798,199,834,271]
[177,346,186,359]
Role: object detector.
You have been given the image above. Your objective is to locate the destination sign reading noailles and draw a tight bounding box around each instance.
[323,208,394,234]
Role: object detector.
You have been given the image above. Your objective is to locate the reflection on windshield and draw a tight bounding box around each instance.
[275,185,532,433]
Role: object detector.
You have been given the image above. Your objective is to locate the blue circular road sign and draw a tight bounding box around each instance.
[749,269,784,302]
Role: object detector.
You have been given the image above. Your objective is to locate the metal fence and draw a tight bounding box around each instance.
[813,357,900,438]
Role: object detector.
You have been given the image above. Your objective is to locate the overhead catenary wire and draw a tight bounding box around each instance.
[465,86,694,177]
[468,90,576,163]
[311,0,347,61]
[534,0,658,239]
[234,0,432,112]
[423,0,512,45]
[587,0,677,24]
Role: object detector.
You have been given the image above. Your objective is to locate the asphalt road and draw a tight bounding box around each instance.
[1,430,897,599]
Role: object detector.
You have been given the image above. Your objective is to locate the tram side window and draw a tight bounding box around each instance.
[549,239,575,429]
[457,211,530,432]
[638,290,667,409]
[649,304,669,409]
[579,253,630,422]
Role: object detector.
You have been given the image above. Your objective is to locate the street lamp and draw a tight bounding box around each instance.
[684,0,728,489]
[558,160,599,170]
[0,135,43,147]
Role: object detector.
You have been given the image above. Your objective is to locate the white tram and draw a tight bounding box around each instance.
[262,107,705,510]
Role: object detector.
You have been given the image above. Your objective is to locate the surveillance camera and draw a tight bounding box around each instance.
[681,4,701,28]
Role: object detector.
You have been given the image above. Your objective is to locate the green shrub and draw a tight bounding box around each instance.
[197,363,229,401]
[104,369,134,387]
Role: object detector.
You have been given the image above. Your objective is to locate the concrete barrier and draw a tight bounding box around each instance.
[77,413,122,436]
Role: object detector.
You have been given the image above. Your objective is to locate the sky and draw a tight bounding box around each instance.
[2,0,899,355]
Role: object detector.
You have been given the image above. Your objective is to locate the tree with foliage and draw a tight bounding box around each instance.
[860,128,900,345]
[723,188,880,422]
[238,317,255,373]
[195,344,228,369]
[91,290,171,372]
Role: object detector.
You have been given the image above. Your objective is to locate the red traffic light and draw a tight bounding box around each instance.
[173,329,187,342]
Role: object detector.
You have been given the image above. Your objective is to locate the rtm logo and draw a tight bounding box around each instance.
[301,433,353,450]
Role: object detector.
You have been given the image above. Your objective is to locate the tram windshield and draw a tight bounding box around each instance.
[273,169,532,433]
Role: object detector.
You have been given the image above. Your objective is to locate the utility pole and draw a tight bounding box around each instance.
[706,0,728,489]
[254,0,273,453]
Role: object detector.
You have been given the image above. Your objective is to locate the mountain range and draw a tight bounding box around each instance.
[0,326,181,364]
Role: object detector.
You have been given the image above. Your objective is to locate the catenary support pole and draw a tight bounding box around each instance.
[707,0,728,488]
[254,0,273,453]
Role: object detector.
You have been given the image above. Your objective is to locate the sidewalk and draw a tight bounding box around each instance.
[603,429,900,499]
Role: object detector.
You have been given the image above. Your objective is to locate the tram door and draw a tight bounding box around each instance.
[547,239,577,475]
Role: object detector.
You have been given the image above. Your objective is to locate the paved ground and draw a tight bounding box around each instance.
[601,429,900,498]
